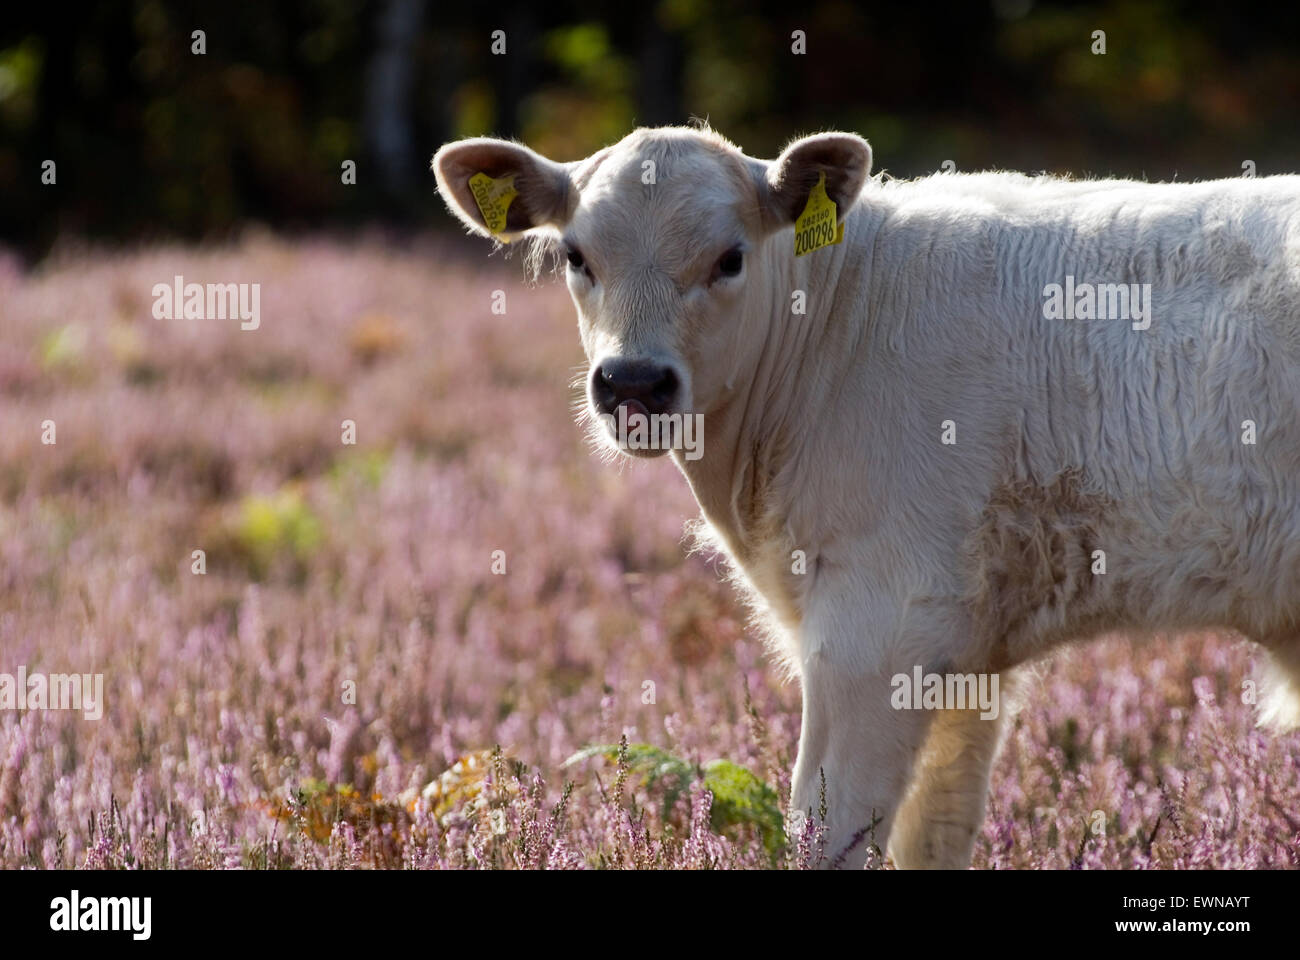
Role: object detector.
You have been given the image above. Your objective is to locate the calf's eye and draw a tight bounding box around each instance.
[566,247,585,270]
[717,247,744,277]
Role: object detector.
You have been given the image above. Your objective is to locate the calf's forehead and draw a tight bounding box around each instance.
[569,134,760,269]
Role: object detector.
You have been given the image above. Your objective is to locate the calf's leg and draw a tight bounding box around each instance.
[790,652,934,867]
[888,704,1005,868]
[788,588,969,868]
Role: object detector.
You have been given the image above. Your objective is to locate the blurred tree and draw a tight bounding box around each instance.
[637,2,684,126]
[364,0,425,201]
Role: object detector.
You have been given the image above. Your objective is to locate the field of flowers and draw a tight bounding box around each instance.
[1,233,1297,869]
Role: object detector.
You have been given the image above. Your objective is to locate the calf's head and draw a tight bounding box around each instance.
[433,126,870,459]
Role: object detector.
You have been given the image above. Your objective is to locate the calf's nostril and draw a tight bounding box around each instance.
[652,368,679,402]
[590,364,619,415]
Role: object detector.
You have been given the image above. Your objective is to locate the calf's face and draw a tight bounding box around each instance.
[434,127,870,459]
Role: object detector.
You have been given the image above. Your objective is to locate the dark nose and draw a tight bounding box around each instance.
[591,358,679,416]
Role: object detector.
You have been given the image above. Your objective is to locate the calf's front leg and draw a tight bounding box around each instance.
[789,585,983,868]
[789,584,966,867]
[790,650,935,867]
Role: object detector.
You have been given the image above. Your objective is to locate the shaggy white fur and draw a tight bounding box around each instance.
[434,125,1300,868]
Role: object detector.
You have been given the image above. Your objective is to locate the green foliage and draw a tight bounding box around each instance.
[544,24,629,93]
[699,758,785,857]
[327,449,390,491]
[565,742,786,857]
[232,487,322,578]
[39,323,88,372]
[0,35,42,127]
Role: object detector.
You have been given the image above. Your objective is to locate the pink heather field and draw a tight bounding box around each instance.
[1,234,1298,870]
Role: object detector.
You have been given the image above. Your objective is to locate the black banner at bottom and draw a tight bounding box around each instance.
[0,867,1281,948]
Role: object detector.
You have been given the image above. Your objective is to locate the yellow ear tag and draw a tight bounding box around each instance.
[468,172,518,240]
[793,172,844,257]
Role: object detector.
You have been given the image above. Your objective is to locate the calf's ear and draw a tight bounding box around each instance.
[433,138,573,240]
[758,132,872,230]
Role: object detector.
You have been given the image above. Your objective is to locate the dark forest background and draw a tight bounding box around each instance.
[3,0,1299,259]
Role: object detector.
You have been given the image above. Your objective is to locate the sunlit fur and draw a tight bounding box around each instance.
[436,125,1300,869]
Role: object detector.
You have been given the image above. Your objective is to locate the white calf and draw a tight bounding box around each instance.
[434,125,1300,868]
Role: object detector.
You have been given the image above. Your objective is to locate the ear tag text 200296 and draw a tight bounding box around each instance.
[469,172,518,239]
[794,171,844,257]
